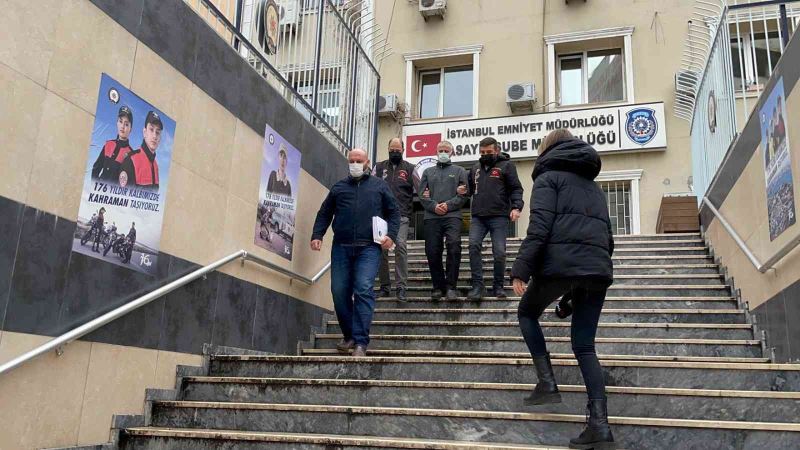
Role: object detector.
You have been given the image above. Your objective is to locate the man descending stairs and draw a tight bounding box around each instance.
[72,234,800,449]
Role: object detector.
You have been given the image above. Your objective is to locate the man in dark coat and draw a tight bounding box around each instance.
[510,130,616,449]
[418,141,469,301]
[373,138,415,301]
[311,148,400,357]
[466,136,524,300]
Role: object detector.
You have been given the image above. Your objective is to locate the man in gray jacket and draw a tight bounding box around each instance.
[418,141,468,300]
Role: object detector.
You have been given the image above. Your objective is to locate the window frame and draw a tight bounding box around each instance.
[557,47,626,106]
[403,44,483,122]
[544,26,635,111]
[416,65,475,119]
[595,169,643,235]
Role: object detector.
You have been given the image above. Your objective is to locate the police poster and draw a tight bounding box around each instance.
[759,77,796,241]
[254,124,301,260]
[72,73,176,275]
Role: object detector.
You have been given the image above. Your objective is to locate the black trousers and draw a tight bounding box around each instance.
[517,278,609,400]
[424,217,462,291]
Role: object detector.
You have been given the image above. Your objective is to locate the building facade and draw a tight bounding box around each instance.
[374,0,696,237]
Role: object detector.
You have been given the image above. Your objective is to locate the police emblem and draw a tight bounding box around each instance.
[625,108,658,145]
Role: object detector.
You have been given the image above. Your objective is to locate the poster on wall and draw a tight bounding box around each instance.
[254,124,301,260]
[72,73,176,275]
[759,77,796,241]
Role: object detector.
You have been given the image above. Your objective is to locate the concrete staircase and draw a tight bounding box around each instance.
[68,233,800,449]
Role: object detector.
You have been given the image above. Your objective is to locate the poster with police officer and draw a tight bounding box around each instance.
[72,73,176,276]
[254,124,301,260]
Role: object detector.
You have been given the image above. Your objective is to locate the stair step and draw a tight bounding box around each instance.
[403,256,717,266]
[370,308,745,324]
[310,334,761,358]
[386,275,726,286]
[327,321,755,339]
[181,377,800,423]
[122,428,565,449]
[147,401,800,448]
[405,233,702,245]
[302,348,766,362]
[209,355,800,391]
[375,297,738,310]
[403,247,710,258]
[403,239,705,250]
[384,286,732,297]
[407,265,722,275]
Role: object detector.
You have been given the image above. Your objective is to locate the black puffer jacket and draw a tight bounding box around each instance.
[510,138,614,284]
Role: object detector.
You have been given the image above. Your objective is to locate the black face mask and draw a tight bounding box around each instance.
[479,154,496,166]
[389,152,403,164]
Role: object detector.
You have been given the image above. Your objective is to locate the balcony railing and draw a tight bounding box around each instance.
[184,0,391,159]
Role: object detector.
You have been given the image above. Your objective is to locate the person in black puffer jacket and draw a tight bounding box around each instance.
[510,129,616,450]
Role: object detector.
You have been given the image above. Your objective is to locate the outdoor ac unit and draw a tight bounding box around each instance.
[506,82,536,111]
[278,0,300,29]
[419,0,446,20]
[675,70,698,97]
[378,94,400,117]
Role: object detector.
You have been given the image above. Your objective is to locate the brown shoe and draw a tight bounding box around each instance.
[336,339,355,354]
[352,344,368,357]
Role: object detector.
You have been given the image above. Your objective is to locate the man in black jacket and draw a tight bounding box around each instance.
[373,138,415,301]
[312,148,400,357]
[510,131,615,449]
[466,137,524,300]
[418,141,468,301]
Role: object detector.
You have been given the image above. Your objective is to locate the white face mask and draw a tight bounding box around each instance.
[349,162,365,178]
[437,152,451,163]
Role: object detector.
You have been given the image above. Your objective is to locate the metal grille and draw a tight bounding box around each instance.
[675,1,799,202]
[598,180,632,235]
[182,0,390,158]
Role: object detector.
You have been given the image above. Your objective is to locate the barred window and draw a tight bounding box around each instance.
[598,180,632,235]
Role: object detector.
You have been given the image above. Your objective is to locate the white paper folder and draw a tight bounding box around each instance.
[372,216,388,245]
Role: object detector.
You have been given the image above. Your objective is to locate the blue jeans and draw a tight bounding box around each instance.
[331,243,381,346]
[469,216,509,290]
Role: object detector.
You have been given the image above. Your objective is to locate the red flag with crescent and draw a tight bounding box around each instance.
[406,133,441,157]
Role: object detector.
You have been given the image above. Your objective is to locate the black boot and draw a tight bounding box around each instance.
[523,353,562,405]
[467,286,484,301]
[569,398,616,449]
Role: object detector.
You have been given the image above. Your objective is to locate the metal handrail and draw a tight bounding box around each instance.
[703,197,800,273]
[0,250,331,376]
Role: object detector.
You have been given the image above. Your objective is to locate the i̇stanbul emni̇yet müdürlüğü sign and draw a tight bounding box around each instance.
[402,102,667,164]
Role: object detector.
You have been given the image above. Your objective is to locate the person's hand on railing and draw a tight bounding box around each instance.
[310,239,322,251]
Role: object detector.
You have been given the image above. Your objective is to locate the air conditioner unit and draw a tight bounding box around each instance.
[675,69,698,97]
[278,0,300,29]
[378,94,400,118]
[419,0,446,20]
[506,82,536,111]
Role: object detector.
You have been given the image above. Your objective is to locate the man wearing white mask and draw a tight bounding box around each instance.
[311,148,400,357]
[418,141,469,301]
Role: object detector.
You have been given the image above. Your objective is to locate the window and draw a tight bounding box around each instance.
[417,65,474,119]
[557,48,624,106]
[545,26,635,108]
[296,80,341,127]
[301,0,345,12]
[595,169,642,235]
[598,180,632,235]
[730,31,782,91]
[403,44,482,121]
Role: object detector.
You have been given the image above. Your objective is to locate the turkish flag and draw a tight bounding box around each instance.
[406,133,441,157]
